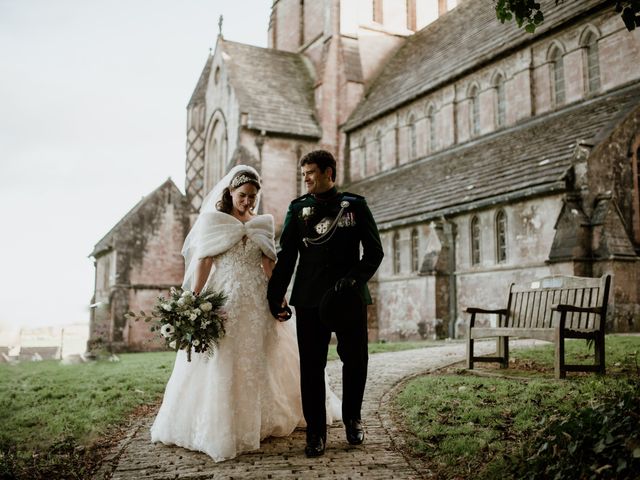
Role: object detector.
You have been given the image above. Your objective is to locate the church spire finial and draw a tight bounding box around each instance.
[218,14,223,38]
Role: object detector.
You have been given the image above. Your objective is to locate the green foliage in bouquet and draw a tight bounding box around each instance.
[127,287,227,361]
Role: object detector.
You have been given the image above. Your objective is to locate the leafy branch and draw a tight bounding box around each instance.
[495,0,640,33]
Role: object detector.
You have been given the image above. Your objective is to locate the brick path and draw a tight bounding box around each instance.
[96,340,541,480]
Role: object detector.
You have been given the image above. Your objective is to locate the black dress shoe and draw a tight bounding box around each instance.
[345,419,365,445]
[304,432,326,457]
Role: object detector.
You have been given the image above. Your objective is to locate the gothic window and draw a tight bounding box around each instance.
[205,117,228,193]
[296,145,304,196]
[102,257,110,291]
[495,209,507,263]
[632,136,640,243]
[299,1,305,46]
[393,231,401,274]
[468,84,480,137]
[581,29,601,94]
[376,130,383,172]
[408,114,417,160]
[426,104,436,153]
[360,138,367,178]
[548,44,565,107]
[406,0,417,30]
[493,73,506,128]
[471,215,480,265]
[373,0,383,23]
[411,228,420,272]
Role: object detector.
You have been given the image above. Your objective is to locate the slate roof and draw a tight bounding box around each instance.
[220,39,321,138]
[348,83,640,229]
[344,0,608,131]
[90,179,184,258]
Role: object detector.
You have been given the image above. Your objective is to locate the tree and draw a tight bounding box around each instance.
[495,0,640,33]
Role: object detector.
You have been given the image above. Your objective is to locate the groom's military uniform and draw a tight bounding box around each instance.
[268,187,383,440]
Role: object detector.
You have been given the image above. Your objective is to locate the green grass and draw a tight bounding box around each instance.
[0,352,175,451]
[0,339,435,455]
[394,335,640,480]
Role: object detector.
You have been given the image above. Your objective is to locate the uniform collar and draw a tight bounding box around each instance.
[313,186,338,201]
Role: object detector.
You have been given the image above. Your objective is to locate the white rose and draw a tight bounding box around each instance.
[177,298,185,306]
[189,313,197,321]
[168,340,176,348]
[192,339,200,347]
[200,302,212,312]
[302,206,312,218]
[160,324,175,338]
[193,308,202,316]
[161,303,172,312]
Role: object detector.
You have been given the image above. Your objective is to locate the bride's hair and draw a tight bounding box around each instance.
[216,170,261,213]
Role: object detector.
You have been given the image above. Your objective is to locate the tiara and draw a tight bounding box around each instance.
[231,173,259,189]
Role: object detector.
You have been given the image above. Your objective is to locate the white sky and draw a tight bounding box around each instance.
[0,0,271,331]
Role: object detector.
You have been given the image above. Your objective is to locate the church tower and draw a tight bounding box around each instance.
[267,0,450,181]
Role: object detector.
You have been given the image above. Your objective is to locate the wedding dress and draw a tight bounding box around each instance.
[151,212,341,462]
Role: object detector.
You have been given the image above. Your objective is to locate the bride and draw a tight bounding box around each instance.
[150,165,340,462]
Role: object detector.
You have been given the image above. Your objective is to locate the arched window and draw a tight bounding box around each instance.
[299,0,305,46]
[470,216,480,265]
[581,29,601,94]
[632,136,640,243]
[548,44,565,106]
[426,104,436,153]
[360,137,367,178]
[393,231,401,274]
[376,130,383,172]
[411,228,420,272]
[408,114,417,160]
[495,209,507,263]
[468,84,480,137]
[493,73,506,128]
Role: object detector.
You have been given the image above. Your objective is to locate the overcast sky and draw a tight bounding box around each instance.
[0,0,271,331]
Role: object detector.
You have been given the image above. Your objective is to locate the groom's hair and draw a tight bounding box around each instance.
[300,150,336,181]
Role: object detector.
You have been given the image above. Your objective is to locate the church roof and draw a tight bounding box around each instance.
[344,0,607,131]
[348,83,640,229]
[90,179,185,258]
[220,39,321,138]
[187,54,213,108]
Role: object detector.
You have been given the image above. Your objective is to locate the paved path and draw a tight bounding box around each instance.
[96,340,541,480]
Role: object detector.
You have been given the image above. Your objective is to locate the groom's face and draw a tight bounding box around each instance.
[301,163,333,194]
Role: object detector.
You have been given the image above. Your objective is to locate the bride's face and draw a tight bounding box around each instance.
[230,183,258,216]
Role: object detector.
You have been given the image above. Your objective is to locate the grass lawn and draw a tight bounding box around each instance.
[0,339,438,478]
[394,335,640,480]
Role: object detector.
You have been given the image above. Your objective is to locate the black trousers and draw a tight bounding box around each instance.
[295,306,369,437]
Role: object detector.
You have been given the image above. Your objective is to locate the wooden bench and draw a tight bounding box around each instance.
[466,274,611,379]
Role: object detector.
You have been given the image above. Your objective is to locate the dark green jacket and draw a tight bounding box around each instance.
[268,190,384,307]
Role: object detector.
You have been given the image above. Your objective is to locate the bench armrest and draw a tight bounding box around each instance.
[551,304,603,314]
[466,307,508,315]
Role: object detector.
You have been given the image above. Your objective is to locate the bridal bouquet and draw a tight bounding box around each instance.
[127,287,227,362]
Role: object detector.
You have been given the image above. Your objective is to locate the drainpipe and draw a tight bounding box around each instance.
[442,216,457,339]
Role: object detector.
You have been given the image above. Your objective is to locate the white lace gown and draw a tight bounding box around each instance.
[151,214,340,462]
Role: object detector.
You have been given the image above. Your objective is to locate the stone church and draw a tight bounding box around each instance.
[89,0,640,351]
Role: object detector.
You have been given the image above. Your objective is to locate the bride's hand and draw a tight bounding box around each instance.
[277,299,292,321]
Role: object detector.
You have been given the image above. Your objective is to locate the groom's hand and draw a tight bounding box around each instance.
[335,277,356,292]
[268,298,292,321]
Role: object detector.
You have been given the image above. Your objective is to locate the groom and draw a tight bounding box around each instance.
[267,150,384,457]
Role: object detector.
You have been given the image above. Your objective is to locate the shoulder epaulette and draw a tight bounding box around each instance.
[341,191,365,201]
[291,193,312,204]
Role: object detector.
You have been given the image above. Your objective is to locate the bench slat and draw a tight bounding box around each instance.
[466,274,611,379]
[470,327,556,342]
